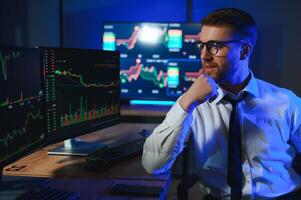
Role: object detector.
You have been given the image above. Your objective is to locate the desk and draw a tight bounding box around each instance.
[121,105,170,117]
[121,105,170,123]
[2,123,170,200]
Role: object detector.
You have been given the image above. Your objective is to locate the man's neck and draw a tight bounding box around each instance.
[220,73,251,95]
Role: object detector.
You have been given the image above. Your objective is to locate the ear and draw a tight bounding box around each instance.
[240,44,253,60]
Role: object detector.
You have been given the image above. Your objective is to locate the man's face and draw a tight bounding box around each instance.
[199,25,243,83]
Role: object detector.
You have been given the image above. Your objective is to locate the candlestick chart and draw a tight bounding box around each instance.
[42,48,120,142]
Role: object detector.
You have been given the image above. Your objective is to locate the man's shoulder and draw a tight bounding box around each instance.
[256,78,286,91]
[255,78,300,101]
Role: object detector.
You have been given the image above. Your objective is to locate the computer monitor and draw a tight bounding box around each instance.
[102,22,201,105]
[0,46,45,169]
[41,47,120,155]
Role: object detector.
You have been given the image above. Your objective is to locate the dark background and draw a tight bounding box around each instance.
[1,0,300,95]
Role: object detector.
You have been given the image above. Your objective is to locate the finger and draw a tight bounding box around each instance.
[198,68,205,74]
[194,69,205,79]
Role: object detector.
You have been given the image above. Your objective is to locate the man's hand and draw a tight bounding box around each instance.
[179,69,218,112]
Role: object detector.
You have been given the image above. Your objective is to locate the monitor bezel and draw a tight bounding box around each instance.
[40,47,121,145]
[0,46,46,169]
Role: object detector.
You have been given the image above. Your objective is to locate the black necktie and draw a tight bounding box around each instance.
[224,94,247,200]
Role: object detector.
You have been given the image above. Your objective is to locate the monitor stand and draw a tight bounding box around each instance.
[48,138,107,156]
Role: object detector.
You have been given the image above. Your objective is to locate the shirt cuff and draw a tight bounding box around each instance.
[164,102,191,128]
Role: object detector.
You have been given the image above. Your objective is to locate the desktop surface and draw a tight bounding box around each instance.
[2,123,170,200]
[3,123,169,181]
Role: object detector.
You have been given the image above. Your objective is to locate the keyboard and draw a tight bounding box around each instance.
[16,185,78,200]
[85,137,146,171]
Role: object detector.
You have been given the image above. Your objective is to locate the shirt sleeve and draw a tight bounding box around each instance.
[142,101,193,174]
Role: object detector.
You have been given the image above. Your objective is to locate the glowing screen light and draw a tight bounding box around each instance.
[139,26,162,44]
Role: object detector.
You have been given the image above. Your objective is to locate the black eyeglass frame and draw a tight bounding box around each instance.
[195,40,250,55]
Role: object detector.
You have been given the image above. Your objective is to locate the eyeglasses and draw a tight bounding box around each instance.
[195,40,248,55]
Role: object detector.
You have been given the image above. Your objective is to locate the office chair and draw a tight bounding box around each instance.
[175,135,202,200]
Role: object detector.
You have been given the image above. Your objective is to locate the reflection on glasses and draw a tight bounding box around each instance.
[195,40,248,55]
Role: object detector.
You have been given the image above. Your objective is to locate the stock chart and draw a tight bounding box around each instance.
[42,48,120,142]
[103,22,201,101]
[0,47,44,165]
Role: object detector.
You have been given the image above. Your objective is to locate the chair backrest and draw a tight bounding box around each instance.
[171,132,193,178]
[293,154,301,175]
[174,134,200,200]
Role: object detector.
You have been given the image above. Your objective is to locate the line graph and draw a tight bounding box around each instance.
[0,110,44,148]
[184,72,200,82]
[184,32,200,43]
[0,48,41,109]
[120,60,168,88]
[0,51,21,80]
[141,66,168,88]
[115,25,168,50]
[120,61,142,83]
[103,23,202,63]
[116,26,140,50]
[55,70,119,88]
[0,90,41,108]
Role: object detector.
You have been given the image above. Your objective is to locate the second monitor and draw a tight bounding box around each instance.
[42,47,120,155]
[102,22,201,104]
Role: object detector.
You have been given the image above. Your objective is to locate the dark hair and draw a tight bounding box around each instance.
[201,8,257,47]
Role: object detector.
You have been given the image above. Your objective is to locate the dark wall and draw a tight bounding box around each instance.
[0,0,59,47]
[63,0,187,49]
[0,0,28,46]
[27,0,60,47]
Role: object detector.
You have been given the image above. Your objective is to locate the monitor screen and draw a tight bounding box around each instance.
[42,48,120,145]
[0,47,45,168]
[102,22,201,103]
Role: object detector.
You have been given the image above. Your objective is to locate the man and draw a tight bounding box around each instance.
[142,8,301,199]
